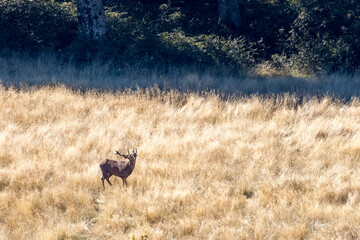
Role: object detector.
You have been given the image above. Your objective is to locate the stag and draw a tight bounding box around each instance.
[100,149,137,189]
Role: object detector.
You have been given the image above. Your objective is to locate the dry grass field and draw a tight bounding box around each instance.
[1,82,360,239]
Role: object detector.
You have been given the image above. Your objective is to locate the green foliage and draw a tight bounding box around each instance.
[0,0,359,73]
[159,3,185,30]
[0,0,77,50]
[287,0,360,72]
[66,1,259,69]
[159,31,257,69]
[241,0,295,56]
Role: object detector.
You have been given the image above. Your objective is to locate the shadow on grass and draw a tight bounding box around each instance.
[1,52,359,101]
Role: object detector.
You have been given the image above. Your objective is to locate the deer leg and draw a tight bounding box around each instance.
[122,178,128,187]
[104,172,112,186]
[106,178,112,186]
[122,178,125,187]
[101,176,105,189]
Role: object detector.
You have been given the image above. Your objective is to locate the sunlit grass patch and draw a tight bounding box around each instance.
[1,84,360,239]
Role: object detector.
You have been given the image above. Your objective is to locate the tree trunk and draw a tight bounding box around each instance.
[76,0,107,40]
[218,0,241,29]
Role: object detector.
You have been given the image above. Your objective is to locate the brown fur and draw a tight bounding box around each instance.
[100,149,137,189]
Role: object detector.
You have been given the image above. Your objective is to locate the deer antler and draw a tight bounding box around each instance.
[115,150,129,159]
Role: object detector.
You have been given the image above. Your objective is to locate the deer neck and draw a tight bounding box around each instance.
[128,159,136,171]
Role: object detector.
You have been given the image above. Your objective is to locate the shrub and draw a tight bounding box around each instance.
[0,0,77,50]
[159,31,258,69]
[287,0,360,73]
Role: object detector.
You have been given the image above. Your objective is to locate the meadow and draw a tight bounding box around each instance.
[1,55,360,239]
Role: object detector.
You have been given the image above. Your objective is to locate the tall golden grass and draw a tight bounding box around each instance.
[1,83,360,239]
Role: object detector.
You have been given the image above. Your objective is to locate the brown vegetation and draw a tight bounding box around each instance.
[1,85,360,239]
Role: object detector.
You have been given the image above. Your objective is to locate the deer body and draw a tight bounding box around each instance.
[100,149,137,188]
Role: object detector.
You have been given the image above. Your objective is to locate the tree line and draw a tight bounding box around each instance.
[0,0,359,74]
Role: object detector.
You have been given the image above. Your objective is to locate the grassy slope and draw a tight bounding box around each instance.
[1,83,360,239]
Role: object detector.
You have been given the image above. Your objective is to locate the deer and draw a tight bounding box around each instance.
[100,148,137,189]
